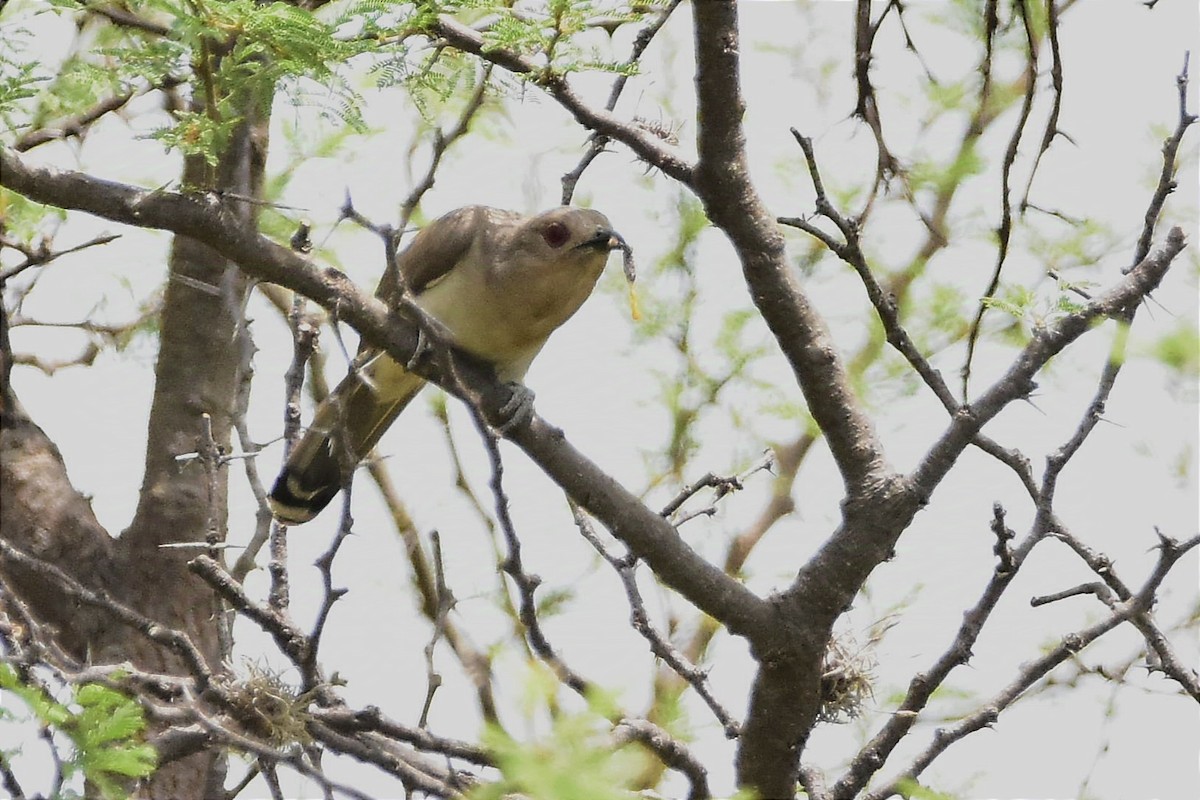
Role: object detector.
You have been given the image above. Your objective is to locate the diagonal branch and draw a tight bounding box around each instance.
[571,503,741,739]
[0,144,773,643]
[13,79,180,152]
[561,0,684,204]
[432,15,695,186]
[690,1,890,494]
[862,532,1200,800]
[911,226,1187,495]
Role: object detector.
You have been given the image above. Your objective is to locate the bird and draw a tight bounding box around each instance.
[268,205,628,524]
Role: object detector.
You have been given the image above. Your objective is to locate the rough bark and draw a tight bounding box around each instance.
[1,109,267,798]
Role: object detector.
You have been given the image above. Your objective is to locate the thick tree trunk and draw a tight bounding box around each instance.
[1,109,268,798]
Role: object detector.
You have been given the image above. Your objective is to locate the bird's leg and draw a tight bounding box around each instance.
[405,324,435,372]
[492,382,536,435]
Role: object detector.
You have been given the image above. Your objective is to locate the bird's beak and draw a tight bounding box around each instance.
[577,229,627,252]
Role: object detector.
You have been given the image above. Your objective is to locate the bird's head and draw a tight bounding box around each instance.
[521,207,627,265]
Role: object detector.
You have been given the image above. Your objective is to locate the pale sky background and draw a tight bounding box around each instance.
[2,1,1198,798]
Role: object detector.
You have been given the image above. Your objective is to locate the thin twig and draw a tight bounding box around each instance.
[188,555,314,681]
[418,530,451,730]
[0,234,122,283]
[560,0,684,204]
[1030,581,1115,607]
[1129,52,1196,271]
[961,0,1040,400]
[659,452,773,520]
[862,533,1200,800]
[614,719,712,800]
[0,540,214,687]
[305,490,355,692]
[571,503,741,739]
[470,410,592,696]
[398,65,493,228]
[781,130,958,413]
[1019,0,1065,212]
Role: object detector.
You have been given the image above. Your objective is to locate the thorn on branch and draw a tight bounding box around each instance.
[0,233,122,284]
[633,115,682,146]
[1151,525,1181,557]
[338,191,390,239]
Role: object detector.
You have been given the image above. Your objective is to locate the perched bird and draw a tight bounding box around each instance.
[268,205,628,524]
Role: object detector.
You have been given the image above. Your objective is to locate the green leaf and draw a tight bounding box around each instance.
[895,777,959,800]
[1149,322,1200,378]
[535,586,575,618]
[83,741,157,778]
[75,683,147,746]
[471,715,641,800]
[981,283,1035,320]
[0,666,156,798]
[0,662,72,727]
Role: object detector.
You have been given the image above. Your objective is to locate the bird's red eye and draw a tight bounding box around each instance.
[542,221,570,248]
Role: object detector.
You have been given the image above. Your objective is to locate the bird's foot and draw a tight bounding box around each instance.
[493,382,535,435]
[406,326,434,372]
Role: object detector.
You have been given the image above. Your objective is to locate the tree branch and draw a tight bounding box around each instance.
[0,398,116,661]
[0,144,772,642]
[912,226,1186,495]
[691,0,889,495]
[862,532,1200,800]
[961,0,1040,399]
[560,0,685,204]
[432,15,695,186]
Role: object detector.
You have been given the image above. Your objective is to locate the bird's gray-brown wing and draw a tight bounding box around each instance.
[269,206,512,524]
[376,205,516,307]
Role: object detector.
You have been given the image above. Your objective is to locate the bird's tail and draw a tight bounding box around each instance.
[269,355,424,524]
